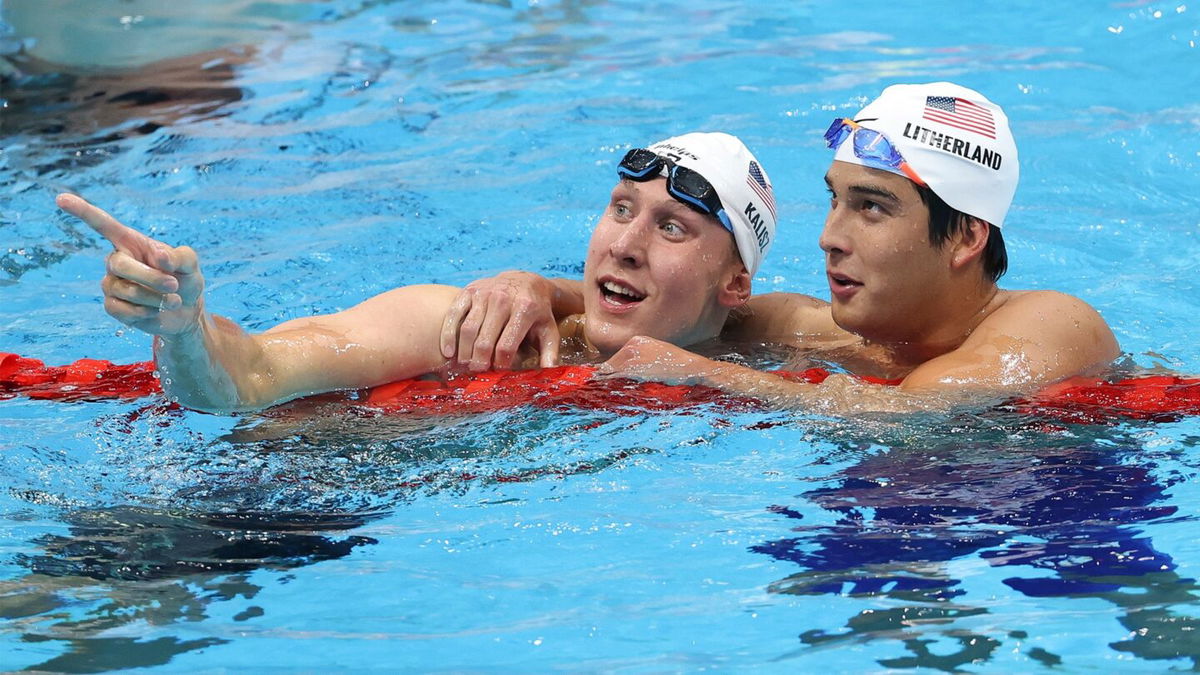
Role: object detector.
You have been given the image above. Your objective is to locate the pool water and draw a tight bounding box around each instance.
[3,0,1200,671]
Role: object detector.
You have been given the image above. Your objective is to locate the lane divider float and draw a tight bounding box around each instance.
[4,352,1199,424]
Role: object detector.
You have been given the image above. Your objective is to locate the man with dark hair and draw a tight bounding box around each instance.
[918,183,1007,283]
[442,83,1119,411]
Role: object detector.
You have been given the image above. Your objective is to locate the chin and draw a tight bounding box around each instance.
[830,306,875,340]
[829,304,856,330]
[584,324,635,357]
[834,310,908,343]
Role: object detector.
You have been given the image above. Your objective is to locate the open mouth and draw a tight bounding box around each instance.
[830,274,861,289]
[828,271,863,296]
[600,280,646,305]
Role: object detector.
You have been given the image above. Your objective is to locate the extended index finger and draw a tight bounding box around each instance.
[56,193,158,260]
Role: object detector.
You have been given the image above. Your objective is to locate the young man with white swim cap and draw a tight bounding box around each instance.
[58,132,777,413]
[443,82,1119,411]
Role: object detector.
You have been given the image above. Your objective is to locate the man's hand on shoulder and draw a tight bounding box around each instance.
[439,271,583,371]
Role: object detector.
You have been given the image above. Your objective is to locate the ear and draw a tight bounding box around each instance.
[949,216,990,269]
[718,264,752,308]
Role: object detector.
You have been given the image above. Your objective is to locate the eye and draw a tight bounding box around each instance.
[659,221,686,237]
[612,201,633,220]
[861,199,887,215]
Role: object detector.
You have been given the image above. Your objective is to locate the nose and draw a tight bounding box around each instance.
[609,216,649,268]
[818,203,850,257]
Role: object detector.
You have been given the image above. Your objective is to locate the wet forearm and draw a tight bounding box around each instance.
[153,312,273,413]
[697,362,826,408]
[698,362,949,415]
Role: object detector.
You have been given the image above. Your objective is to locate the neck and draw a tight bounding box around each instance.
[867,281,1003,372]
[557,314,598,358]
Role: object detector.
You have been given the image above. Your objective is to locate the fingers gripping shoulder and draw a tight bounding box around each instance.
[442,274,561,371]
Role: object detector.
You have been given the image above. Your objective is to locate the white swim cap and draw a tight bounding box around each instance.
[642,132,777,276]
[832,82,1019,227]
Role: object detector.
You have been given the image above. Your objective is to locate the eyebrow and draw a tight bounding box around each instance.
[614,179,712,223]
[824,173,902,204]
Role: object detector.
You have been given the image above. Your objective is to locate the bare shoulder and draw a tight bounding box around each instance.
[726,292,841,342]
[995,288,1093,311]
[982,290,1115,344]
[901,289,1120,392]
[906,288,1121,390]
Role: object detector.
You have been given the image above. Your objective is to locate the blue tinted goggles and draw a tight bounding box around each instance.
[824,118,926,187]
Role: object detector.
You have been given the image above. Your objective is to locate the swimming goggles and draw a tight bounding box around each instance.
[617,148,734,232]
[824,117,926,187]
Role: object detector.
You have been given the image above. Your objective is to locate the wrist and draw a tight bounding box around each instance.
[548,277,585,316]
[158,312,204,345]
[698,360,742,388]
[153,307,211,366]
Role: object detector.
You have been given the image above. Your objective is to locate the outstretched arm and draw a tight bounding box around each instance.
[59,194,459,413]
[602,291,1120,414]
[600,337,940,414]
[155,283,459,412]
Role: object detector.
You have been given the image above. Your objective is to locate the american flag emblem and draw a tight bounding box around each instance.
[923,96,996,139]
[746,161,775,221]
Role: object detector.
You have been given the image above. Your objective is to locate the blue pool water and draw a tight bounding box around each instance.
[2,0,1200,671]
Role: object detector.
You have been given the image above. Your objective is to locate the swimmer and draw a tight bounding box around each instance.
[57,132,777,413]
[442,82,1120,412]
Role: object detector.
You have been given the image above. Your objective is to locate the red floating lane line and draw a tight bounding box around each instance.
[4,352,1200,423]
[0,352,162,402]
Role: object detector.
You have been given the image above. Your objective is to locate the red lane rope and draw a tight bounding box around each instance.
[0,353,160,401]
[4,352,1200,423]
[1010,374,1200,424]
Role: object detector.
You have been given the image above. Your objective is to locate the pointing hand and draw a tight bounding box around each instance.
[57,193,206,336]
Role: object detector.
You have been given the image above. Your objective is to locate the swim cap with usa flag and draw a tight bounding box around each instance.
[647,132,776,276]
[832,82,1019,227]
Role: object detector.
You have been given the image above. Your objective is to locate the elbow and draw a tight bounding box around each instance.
[159,368,279,414]
[162,383,260,415]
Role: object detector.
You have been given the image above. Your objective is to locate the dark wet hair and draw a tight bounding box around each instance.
[916,184,1008,283]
